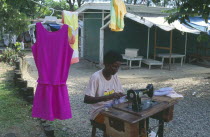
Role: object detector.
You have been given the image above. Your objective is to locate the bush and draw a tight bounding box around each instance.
[13,42,21,52]
[0,42,25,65]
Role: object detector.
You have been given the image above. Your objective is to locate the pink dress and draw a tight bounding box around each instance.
[31,22,73,121]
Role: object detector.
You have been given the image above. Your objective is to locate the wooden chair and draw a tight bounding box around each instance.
[90,120,106,137]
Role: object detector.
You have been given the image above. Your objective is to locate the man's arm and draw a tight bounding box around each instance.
[84,93,124,104]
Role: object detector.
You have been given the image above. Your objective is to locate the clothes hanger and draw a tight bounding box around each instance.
[42,8,62,25]
[28,8,62,29]
[28,8,75,33]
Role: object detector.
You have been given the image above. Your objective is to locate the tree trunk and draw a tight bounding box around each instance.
[70,5,74,11]
[77,0,84,7]
[66,0,75,11]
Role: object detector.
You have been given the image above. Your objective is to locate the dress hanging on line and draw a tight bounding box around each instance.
[31,22,73,121]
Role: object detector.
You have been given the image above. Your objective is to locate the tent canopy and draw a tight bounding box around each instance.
[125,13,153,28]
[144,17,174,31]
[126,13,201,34]
[185,17,210,35]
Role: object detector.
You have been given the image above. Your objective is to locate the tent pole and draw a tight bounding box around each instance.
[100,10,104,67]
[169,30,173,70]
[81,14,84,58]
[184,33,188,63]
[99,29,104,67]
[102,10,104,26]
[147,28,150,59]
[154,27,157,59]
[99,21,110,67]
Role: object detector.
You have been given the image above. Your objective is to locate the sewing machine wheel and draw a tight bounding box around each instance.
[129,93,134,98]
[127,90,136,100]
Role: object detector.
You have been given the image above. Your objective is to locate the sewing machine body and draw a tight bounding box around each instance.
[126,84,157,112]
[126,99,159,112]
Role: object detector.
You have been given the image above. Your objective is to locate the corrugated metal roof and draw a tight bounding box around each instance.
[76,3,170,16]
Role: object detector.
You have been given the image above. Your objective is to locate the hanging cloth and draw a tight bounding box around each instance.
[31,22,73,121]
[109,0,127,31]
[62,11,79,64]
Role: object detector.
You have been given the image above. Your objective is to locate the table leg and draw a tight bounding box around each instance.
[157,119,164,137]
[146,118,149,137]
[162,58,164,67]
[181,57,183,66]
[139,120,147,137]
[129,60,132,69]
[139,60,142,68]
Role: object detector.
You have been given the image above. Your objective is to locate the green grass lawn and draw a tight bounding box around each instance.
[0,82,30,128]
[0,63,43,136]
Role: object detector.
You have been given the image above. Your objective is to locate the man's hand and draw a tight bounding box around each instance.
[119,92,125,96]
[109,93,124,100]
[84,92,126,104]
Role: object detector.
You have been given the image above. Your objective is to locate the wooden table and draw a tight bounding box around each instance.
[157,53,185,66]
[101,96,180,137]
[122,54,143,69]
[142,59,163,69]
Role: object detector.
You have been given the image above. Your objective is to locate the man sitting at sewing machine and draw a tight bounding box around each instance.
[84,50,125,124]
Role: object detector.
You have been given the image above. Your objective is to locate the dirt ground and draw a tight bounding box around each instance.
[21,52,210,137]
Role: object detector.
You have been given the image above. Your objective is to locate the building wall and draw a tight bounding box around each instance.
[83,10,209,63]
[105,19,203,62]
[186,33,210,58]
[83,10,103,62]
[104,19,188,60]
[104,18,149,57]
[149,28,186,57]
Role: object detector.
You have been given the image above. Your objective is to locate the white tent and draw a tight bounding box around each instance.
[144,17,174,31]
[125,13,153,28]
[143,17,200,33]
[172,20,200,34]
[123,15,201,69]
[119,14,201,60]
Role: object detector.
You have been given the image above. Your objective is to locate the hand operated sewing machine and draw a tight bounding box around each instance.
[127,84,157,112]
[102,84,178,137]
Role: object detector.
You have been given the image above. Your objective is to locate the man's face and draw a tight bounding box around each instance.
[106,61,121,75]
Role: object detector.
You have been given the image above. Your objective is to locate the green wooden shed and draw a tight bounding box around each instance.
[77,3,208,67]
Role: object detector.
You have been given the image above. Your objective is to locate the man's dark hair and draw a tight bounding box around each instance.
[103,50,123,64]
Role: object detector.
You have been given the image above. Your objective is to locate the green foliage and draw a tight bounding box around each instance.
[0,48,19,65]
[0,42,25,65]
[0,0,34,36]
[166,0,210,24]
[197,33,209,43]
[5,0,38,17]
[14,42,22,52]
[0,0,80,37]
[36,0,70,19]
